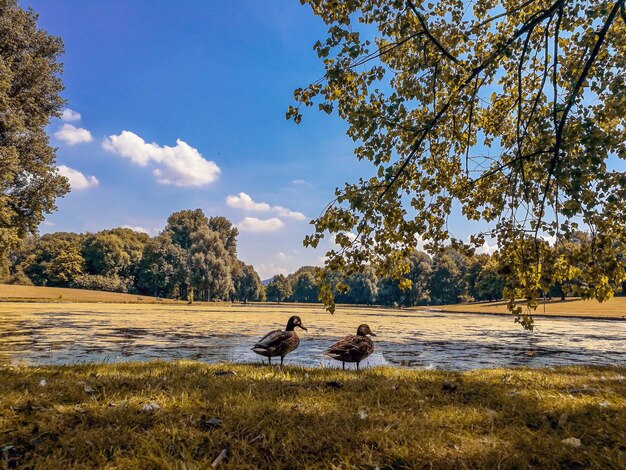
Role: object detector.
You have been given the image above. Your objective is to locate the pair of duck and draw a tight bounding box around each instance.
[251,315,377,370]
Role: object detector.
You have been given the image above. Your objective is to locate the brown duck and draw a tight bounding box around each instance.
[325,324,377,371]
[252,316,307,366]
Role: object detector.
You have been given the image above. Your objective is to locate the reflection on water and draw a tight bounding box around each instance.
[0,303,624,370]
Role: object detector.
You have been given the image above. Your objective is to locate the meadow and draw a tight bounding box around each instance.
[1,361,624,468]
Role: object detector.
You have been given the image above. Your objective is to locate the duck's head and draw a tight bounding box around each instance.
[356,324,376,337]
[286,315,308,331]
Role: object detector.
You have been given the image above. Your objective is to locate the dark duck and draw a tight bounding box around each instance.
[325,324,377,371]
[252,316,307,366]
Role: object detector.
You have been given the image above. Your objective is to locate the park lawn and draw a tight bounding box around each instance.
[0,362,624,469]
[426,296,626,320]
[0,284,181,304]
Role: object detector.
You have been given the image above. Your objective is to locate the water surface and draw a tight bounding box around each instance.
[0,303,624,370]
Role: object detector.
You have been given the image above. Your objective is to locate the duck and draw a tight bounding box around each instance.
[252,316,307,366]
[325,324,377,371]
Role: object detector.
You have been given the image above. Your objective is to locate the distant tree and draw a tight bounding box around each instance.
[0,0,68,278]
[166,209,209,250]
[233,261,263,303]
[376,277,403,307]
[189,227,232,301]
[466,254,490,301]
[341,267,378,305]
[208,216,239,258]
[71,274,131,293]
[137,232,186,298]
[20,233,84,286]
[82,233,130,277]
[402,251,432,306]
[429,253,464,305]
[291,271,319,303]
[266,274,292,304]
[474,258,504,301]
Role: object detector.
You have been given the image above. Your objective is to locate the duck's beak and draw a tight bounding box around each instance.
[299,324,308,331]
[369,331,377,336]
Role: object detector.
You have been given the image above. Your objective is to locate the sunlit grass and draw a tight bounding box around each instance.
[427,296,626,319]
[1,362,624,468]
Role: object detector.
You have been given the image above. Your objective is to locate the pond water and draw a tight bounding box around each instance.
[0,303,624,370]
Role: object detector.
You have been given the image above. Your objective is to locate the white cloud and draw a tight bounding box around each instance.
[57,165,99,190]
[60,109,81,122]
[256,263,289,280]
[225,192,306,221]
[226,192,271,211]
[476,240,499,255]
[121,225,151,234]
[273,205,307,221]
[237,217,284,232]
[277,251,292,261]
[102,131,221,187]
[292,179,311,186]
[55,124,93,146]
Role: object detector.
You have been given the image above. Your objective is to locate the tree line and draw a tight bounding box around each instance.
[6,214,614,306]
[5,209,264,303]
[265,248,505,306]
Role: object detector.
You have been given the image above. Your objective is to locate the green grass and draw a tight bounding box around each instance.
[425,296,626,320]
[1,362,624,468]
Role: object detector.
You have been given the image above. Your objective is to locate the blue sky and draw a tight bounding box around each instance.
[24,0,486,279]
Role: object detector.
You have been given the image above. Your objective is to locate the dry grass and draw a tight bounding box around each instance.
[0,284,181,304]
[1,362,624,469]
[426,296,626,320]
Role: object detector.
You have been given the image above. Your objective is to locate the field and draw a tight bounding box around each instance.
[0,284,181,304]
[1,362,624,468]
[427,296,626,320]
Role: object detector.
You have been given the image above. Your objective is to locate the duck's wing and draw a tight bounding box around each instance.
[253,330,290,350]
[325,335,365,356]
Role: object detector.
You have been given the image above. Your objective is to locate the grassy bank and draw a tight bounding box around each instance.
[0,284,181,304]
[1,362,624,468]
[426,296,626,320]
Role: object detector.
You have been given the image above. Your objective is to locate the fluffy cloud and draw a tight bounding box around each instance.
[276,251,292,261]
[476,239,499,255]
[121,225,151,234]
[226,192,270,211]
[225,192,306,221]
[54,124,93,145]
[102,131,221,187]
[60,109,81,122]
[256,263,289,280]
[237,217,284,232]
[57,165,99,190]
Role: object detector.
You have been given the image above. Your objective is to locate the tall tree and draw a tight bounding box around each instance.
[189,227,233,301]
[266,274,292,304]
[233,261,263,303]
[137,232,186,298]
[20,232,83,286]
[208,216,239,258]
[0,0,68,277]
[165,209,209,250]
[429,253,464,305]
[292,0,626,328]
[291,271,320,303]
